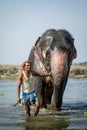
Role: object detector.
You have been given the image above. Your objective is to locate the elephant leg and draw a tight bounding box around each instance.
[41,83,47,108]
[33,76,47,108]
[51,85,64,111]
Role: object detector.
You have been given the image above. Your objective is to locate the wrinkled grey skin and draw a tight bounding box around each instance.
[28,29,77,110]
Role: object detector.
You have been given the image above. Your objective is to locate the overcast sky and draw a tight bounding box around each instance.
[0,0,87,65]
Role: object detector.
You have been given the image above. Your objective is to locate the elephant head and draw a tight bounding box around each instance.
[28,29,77,110]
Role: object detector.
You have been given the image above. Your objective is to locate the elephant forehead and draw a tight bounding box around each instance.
[46,36,53,42]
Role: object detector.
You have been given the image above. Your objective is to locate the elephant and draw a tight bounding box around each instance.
[28,29,77,111]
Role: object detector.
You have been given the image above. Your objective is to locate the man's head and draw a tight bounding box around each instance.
[22,60,31,70]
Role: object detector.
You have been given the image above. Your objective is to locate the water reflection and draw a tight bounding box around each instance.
[17,115,69,130]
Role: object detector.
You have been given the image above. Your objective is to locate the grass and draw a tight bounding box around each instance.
[0,64,87,79]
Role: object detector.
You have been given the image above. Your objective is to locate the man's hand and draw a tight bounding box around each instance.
[17,97,21,103]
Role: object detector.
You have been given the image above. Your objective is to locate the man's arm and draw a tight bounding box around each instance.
[17,73,22,103]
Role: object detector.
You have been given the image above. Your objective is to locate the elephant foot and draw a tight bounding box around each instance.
[50,105,61,111]
[56,107,61,111]
[40,103,47,109]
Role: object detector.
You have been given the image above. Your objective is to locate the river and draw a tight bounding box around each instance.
[0,78,87,130]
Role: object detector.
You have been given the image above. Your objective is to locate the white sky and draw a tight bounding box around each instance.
[0,0,87,65]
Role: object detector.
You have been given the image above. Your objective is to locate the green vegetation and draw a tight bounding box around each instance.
[0,62,87,79]
[0,65,21,79]
[69,64,87,78]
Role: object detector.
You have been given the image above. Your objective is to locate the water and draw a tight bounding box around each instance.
[0,79,87,130]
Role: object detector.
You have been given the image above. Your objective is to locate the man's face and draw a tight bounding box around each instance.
[25,63,31,71]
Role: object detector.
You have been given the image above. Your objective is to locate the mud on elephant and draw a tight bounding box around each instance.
[28,29,77,111]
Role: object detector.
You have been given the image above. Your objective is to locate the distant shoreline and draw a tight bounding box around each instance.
[0,64,87,79]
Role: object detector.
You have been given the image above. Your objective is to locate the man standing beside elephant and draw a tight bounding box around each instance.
[17,60,50,117]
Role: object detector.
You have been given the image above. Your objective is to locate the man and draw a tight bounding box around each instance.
[17,60,50,117]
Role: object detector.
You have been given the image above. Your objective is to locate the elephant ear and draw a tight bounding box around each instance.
[28,46,34,63]
[72,46,77,59]
[35,37,41,46]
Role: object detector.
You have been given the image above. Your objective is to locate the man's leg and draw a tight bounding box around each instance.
[25,102,31,117]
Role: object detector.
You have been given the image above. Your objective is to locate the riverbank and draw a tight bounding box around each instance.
[0,64,87,79]
[69,64,87,78]
[0,65,21,79]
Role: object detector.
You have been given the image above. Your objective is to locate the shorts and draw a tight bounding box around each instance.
[22,90,37,105]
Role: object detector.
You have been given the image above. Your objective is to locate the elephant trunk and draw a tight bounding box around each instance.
[51,50,69,110]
